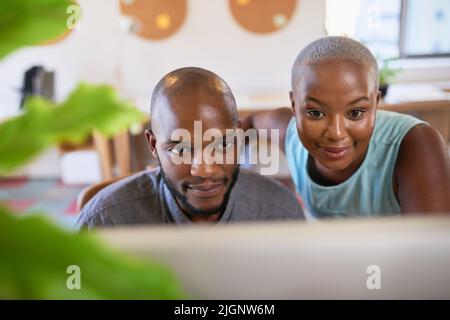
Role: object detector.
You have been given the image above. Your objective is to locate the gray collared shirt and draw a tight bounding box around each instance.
[75,168,304,230]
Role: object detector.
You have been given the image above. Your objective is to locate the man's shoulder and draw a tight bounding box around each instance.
[76,169,161,227]
[235,169,299,205]
[92,169,160,208]
[230,169,304,220]
[237,168,285,187]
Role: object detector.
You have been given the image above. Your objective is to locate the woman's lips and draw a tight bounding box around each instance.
[319,145,352,160]
[187,183,225,198]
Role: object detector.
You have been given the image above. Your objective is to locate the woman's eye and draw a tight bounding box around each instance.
[348,109,365,119]
[307,110,326,119]
[170,146,191,155]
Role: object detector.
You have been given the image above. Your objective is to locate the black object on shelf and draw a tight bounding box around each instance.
[19,65,55,109]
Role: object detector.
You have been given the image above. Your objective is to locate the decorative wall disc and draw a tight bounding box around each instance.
[229,0,297,34]
[120,0,187,40]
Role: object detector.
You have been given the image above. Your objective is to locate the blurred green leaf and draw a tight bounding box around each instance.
[0,83,146,175]
[0,205,188,299]
[0,0,187,301]
[0,0,74,59]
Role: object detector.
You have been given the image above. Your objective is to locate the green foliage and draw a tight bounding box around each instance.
[379,59,400,86]
[0,205,188,299]
[0,0,187,300]
[0,0,73,59]
[0,83,146,175]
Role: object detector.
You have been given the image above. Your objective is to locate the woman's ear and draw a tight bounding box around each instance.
[376,90,381,105]
[145,129,158,157]
[289,91,296,116]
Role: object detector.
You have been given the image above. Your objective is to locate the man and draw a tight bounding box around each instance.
[76,67,304,229]
[243,36,450,218]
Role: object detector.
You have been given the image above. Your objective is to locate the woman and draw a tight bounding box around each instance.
[243,36,450,218]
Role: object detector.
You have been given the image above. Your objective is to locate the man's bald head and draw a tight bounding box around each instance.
[291,36,379,90]
[150,67,238,133]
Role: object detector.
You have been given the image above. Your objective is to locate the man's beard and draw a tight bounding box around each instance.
[160,165,240,217]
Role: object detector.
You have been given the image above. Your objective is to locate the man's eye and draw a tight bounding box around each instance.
[347,109,366,119]
[307,110,326,119]
[170,146,191,155]
[217,140,234,151]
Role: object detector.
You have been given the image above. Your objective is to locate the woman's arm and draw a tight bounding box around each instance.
[395,124,450,214]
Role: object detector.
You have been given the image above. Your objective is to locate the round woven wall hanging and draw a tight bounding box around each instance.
[120,0,187,40]
[229,0,297,34]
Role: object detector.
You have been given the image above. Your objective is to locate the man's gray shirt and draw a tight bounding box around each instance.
[76,168,304,229]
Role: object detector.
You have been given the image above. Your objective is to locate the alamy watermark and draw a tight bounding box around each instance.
[66,4,81,30]
[66,265,81,290]
[63,264,382,293]
[366,264,381,290]
[169,122,280,175]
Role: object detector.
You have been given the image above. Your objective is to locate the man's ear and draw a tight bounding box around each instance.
[236,119,243,129]
[289,91,296,116]
[145,129,158,157]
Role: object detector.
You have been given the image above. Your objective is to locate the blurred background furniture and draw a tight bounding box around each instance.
[380,81,450,142]
[96,81,450,182]
[76,174,128,212]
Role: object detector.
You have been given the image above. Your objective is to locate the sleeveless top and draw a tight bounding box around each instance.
[285,110,426,219]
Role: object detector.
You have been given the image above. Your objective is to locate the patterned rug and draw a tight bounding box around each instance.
[0,177,87,229]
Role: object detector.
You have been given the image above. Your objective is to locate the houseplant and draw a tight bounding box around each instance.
[378,58,400,99]
[0,0,187,299]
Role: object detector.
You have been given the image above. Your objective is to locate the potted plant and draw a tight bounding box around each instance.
[0,0,186,299]
[379,58,400,99]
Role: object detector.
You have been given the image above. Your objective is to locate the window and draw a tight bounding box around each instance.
[326,0,450,60]
[400,0,450,57]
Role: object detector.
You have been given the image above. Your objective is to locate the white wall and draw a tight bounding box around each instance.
[2,0,448,178]
[0,0,327,117]
[393,57,450,83]
[0,0,327,178]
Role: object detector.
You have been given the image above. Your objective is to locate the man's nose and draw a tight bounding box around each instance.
[190,150,218,178]
[324,115,347,141]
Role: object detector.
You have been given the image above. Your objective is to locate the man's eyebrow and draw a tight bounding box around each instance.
[207,133,234,143]
[346,96,370,106]
[163,132,234,144]
[224,132,236,139]
[163,139,190,145]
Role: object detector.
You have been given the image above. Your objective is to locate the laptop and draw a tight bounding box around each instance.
[99,216,450,299]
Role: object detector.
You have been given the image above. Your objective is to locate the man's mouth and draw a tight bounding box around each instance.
[186,182,225,198]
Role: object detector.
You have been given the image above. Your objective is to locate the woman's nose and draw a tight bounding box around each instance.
[324,115,347,141]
